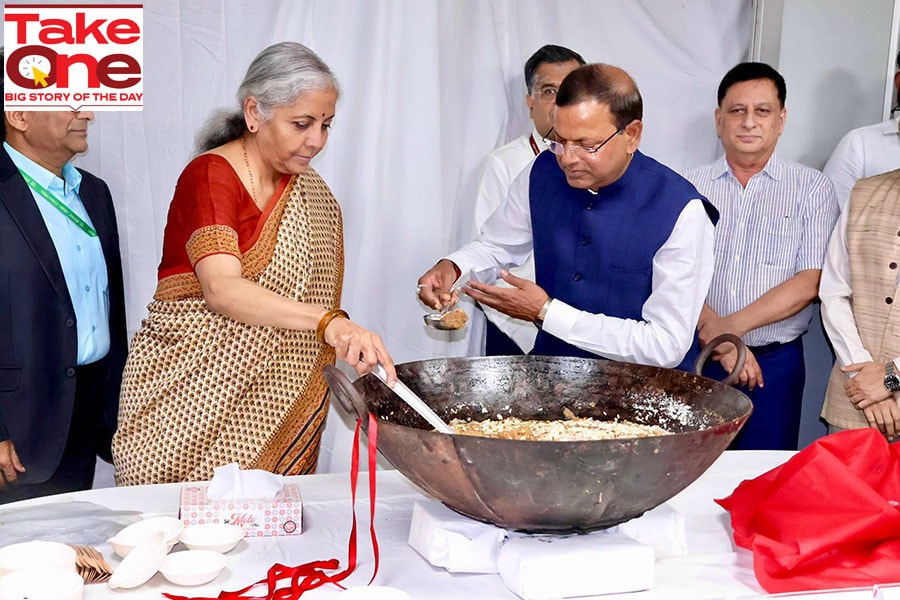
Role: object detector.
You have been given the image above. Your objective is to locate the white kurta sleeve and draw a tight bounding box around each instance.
[819,207,875,367]
[447,162,535,275]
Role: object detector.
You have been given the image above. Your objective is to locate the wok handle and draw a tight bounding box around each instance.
[323,365,370,422]
[693,333,747,387]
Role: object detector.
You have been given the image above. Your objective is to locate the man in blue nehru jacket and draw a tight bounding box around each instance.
[418,63,718,371]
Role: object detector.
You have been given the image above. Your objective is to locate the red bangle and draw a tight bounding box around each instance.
[317,308,349,344]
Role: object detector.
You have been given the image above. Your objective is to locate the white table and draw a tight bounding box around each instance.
[0,451,837,599]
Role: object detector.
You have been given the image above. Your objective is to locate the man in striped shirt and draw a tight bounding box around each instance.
[684,62,839,450]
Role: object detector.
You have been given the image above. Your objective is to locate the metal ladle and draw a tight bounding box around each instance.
[423,311,466,331]
[422,280,466,330]
[371,364,453,434]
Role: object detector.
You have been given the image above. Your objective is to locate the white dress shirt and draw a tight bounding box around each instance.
[823,117,900,210]
[470,128,547,353]
[684,153,839,347]
[448,158,716,369]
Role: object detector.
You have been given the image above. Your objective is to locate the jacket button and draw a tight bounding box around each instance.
[66,367,76,377]
[573,273,583,282]
[581,237,591,246]
[891,262,898,270]
[888,297,894,305]
[65,318,75,327]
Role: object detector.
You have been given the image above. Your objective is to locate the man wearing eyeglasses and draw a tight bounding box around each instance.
[469,44,584,357]
[418,63,717,372]
[683,62,839,450]
[0,61,127,501]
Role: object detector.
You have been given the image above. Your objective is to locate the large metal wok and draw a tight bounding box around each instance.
[324,345,752,534]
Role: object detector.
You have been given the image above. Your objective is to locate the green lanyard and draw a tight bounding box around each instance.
[18,168,98,238]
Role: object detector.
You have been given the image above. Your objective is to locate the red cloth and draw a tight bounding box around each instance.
[716,429,900,593]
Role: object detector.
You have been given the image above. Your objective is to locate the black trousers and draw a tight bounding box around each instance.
[0,362,105,503]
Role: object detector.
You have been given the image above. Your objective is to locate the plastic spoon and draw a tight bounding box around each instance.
[371,364,453,434]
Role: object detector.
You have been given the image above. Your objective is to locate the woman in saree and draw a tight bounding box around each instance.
[112,42,396,485]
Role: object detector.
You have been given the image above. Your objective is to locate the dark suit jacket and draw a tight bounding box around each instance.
[0,146,127,484]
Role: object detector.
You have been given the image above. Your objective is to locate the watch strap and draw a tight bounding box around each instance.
[885,361,900,392]
[534,298,553,330]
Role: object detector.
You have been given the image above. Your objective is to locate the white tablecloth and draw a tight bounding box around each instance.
[0,451,834,599]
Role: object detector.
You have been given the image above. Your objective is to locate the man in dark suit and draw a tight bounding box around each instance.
[0,63,127,502]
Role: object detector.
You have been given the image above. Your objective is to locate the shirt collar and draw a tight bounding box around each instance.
[715,151,783,182]
[4,141,82,194]
[883,116,899,136]
[531,127,550,152]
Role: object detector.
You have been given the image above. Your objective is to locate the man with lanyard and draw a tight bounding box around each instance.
[470,45,584,356]
[684,62,839,450]
[0,77,127,501]
[418,63,717,371]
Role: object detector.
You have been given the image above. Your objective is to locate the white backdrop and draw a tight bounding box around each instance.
[3,0,751,473]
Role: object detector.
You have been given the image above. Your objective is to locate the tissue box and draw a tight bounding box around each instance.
[408,501,506,573]
[498,532,654,600]
[179,483,302,537]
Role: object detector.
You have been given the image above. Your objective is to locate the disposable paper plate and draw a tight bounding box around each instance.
[178,523,244,553]
[0,540,76,576]
[0,567,83,600]
[159,550,227,586]
[108,515,183,557]
[108,531,167,590]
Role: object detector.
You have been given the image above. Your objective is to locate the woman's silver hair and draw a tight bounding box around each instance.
[195,42,339,152]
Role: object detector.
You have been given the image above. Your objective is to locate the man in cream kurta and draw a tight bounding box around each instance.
[820,169,900,439]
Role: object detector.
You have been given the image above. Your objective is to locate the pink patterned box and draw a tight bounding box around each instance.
[178,484,303,537]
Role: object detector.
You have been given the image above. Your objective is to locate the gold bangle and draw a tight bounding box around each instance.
[316,308,349,344]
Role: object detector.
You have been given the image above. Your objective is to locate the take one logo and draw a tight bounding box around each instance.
[3,3,143,111]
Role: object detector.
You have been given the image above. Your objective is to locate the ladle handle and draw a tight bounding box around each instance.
[693,333,747,387]
[323,365,370,422]
[371,364,454,434]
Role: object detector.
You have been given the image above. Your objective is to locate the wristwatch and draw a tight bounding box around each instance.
[534,298,553,330]
[885,361,900,392]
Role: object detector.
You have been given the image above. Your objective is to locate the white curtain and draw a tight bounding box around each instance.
[25,0,750,472]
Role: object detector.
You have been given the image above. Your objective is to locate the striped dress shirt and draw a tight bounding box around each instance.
[684,153,839,347]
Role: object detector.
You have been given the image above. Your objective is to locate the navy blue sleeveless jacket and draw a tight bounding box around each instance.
[528,150,717,371]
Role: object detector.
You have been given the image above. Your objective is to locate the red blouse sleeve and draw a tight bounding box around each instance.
[157,154,254,279]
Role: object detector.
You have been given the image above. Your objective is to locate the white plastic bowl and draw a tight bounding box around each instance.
[0,541,76,576]
[108,516,183,558]
[108,531,167,590]
[178,523,244,554]
[159,550,227,586]
[0,567,84,600]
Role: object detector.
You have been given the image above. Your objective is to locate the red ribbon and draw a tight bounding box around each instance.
[164,413,380,600]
